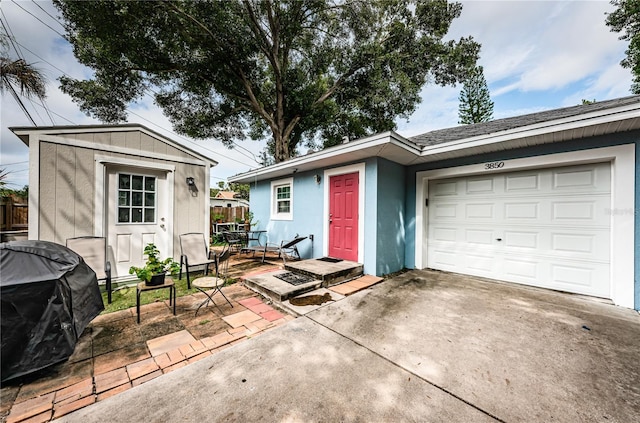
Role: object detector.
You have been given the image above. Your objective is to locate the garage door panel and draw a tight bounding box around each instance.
[427,163,611,298]
[505,173,540,191]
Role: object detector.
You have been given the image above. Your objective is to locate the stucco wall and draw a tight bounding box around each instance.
[404,130,640,310]
[375,158,406,276]
[248,168,324,260]
[249,158,385,275]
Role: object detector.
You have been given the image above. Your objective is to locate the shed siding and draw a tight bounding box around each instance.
[74,147,95,236]
[38,142,97,243]
[34,128,211,263]
[172,162,208,257]
[39,142,56,241]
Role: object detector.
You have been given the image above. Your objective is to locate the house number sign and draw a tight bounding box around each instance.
[484,161,505,170]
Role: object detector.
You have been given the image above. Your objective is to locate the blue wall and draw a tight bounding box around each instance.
[248,169,324,260]
[403,130,640,310]
[375,158,406,276]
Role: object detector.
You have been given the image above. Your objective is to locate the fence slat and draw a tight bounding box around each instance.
[0,197,28,231]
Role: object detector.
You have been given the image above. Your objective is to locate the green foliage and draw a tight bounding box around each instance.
[458,66,493,124]
[581,99,597,105]
[54,0,479,162]
[606,0,640,94]
[129,243,179,282]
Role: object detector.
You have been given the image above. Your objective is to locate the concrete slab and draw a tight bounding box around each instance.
[57,319,495,423]
[309,270,640,422]
[51,269,640,422]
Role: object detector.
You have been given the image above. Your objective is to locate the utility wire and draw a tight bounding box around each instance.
[1,12,56,126]
[31,0,66,30]
[10,0,66,38]
[8,1,261,171]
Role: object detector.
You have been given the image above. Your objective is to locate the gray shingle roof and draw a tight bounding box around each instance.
[410,95,640,147]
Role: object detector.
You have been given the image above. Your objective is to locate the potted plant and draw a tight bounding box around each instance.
[129,243,180,286]
[213,213,225,223]
[244,211,258,230]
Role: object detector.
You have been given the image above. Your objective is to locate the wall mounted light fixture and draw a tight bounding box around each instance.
[186,177,198,196]
[313,174,321,184]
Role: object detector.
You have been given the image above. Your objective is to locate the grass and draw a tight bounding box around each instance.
[99,272,236,314]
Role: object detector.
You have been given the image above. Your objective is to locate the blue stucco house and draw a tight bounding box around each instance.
[229,96,640,310]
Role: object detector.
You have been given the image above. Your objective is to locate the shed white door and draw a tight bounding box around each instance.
[106,167,170,279]
[426,163,611,298]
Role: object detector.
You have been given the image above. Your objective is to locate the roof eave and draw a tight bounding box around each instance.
[10,124,218,167]
[229,131,420,183]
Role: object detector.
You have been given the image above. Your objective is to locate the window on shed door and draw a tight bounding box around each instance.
[270,177,293,220]
[117,173,156,223]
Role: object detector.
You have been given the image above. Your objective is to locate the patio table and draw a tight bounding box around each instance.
[136,278,176,323]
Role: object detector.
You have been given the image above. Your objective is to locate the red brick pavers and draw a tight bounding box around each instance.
[2,291,293,423]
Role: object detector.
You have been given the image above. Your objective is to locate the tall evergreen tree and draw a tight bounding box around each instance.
[458,66,493,124]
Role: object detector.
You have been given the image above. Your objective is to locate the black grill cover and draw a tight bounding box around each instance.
[1,240,104,382]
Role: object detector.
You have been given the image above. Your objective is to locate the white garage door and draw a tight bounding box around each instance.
[427,163,611,298]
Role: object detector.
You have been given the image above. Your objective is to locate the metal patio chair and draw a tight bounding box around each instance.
[247,235,307,264]
[179,233,216,289]
[66,236,112,303]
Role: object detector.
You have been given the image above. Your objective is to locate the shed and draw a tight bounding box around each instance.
[11,124,217,281]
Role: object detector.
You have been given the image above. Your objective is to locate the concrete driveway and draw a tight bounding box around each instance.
[60,270,640,422]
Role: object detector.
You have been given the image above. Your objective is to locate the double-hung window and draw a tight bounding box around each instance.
[270,178,293,220]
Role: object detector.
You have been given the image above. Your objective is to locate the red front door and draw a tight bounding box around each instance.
[329,172,359,262]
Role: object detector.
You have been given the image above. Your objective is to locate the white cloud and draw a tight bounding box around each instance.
[1,0,635,187]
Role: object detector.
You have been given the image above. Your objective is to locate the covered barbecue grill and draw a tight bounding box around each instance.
[1,240,104,382]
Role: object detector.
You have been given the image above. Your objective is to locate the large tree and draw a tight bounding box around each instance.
[457,65,493,124]
[606,0,640,94]
[54,0,480,162]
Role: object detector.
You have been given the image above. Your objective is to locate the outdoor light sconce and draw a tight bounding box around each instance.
[186,177,198,196]
[313,174,321,184]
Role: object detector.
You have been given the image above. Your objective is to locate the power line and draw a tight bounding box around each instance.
[0,161,29,166]
[1,11,56,126]
[30,0,66,31]
[7,1,261,172]
[10,0,66,38]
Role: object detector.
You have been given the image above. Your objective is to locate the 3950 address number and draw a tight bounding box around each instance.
[484,161,504,170]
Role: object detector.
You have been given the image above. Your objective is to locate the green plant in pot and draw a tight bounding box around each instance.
[129,243,180,286]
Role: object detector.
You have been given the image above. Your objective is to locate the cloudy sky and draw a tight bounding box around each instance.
[1,0,633,190]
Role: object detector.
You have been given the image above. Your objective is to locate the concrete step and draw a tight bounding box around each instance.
[285,258,364,287]
[242,258,364,302]
[242,269,323,302]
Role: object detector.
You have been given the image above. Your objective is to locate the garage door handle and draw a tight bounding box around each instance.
[495,238,502,241]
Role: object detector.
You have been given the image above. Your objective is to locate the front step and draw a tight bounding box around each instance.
[242,269,323,302]
[242,258,364,302]
[285,258,364,287]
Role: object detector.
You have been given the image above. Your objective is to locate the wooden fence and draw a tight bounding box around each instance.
[210,206,248,234]
[1,197,28,231]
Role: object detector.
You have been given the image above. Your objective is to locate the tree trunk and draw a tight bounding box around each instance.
[273,130,290,163]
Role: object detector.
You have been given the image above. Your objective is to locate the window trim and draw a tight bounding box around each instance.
[270,177,293,221]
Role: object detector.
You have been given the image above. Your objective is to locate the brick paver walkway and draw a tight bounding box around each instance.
[1,282,293,423]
